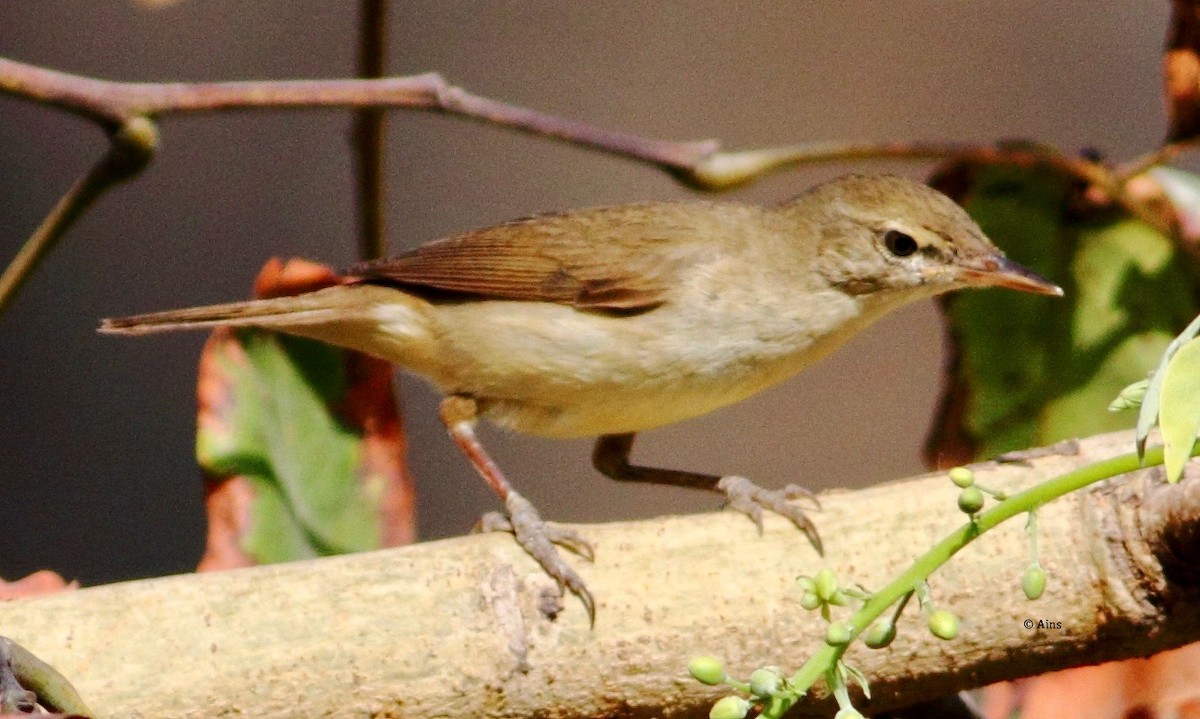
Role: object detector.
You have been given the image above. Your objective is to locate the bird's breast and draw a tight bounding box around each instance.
[421,284,869,438]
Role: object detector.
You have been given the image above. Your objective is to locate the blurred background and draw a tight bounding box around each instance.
[0,2,1169,584]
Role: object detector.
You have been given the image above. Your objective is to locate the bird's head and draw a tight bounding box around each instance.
[787,174,1062,300]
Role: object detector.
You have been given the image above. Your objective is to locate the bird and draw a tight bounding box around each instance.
[101,174,1062,624]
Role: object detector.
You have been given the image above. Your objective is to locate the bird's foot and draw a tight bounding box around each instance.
[477,491,596,625]
[716,476,824,554]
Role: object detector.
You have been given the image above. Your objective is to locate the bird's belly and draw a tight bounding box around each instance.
[480,377,775,438]
[425,300,823,438]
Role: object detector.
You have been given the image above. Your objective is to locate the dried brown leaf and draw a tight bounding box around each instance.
[983,643,1200,719]
[1166,0,1200,141]
[195,476,257,572]
[0,571,76,599]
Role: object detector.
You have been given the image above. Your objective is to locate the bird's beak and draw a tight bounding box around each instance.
[958,255,1063,297]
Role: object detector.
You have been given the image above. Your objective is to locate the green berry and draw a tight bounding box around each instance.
[957,486,985,514]
[814,568,838,602]
[689,656,727,686]
[928,609,959,640]
[1108,378,1150,412]
[1022,566,1047,600]
[799,591,822,610]
[825,622,853,646]
[749,667,781,697]
[949,467,975,488]
[710,695,751,719]
[863,620,896,649]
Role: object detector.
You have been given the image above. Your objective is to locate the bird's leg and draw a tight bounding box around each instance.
[440,395,595,624]
[592,432,824,554]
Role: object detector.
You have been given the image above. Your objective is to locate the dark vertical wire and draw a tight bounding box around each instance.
[352,0,388,260]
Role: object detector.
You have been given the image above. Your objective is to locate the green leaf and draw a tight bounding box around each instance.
[1159,336,1200,482]
[1039,328,1173,444]
[931,163,1198,461]
[944,166,1070,450]
[197,330,406,563]
[840,661,871,700]
[1135,312,1200,458]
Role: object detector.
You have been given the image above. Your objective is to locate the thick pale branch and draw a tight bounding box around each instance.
[0,430,1197,719]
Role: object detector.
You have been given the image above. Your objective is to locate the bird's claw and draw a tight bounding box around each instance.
[477,511,595,561]
[717,476,824,555]
[477,492,596,625]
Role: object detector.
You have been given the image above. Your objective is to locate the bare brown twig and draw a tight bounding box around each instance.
[1114,138,1200,183]
[0,57,718,171]
[688,140,1176,237]
[1,55,1140,194]
[0,53,1186,316]
[0,55,718,314]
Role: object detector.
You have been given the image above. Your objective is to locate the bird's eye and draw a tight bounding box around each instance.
[883,230,919,257]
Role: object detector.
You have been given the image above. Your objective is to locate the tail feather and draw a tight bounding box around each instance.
[100,292,347,336]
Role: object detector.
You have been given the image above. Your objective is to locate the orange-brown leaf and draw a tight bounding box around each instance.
[983,643,1200,719]
[338,352,415,547]
[1166,0,1200,141]
[252,256,346,299]
[0,571,76,599]
[195,476,257,572]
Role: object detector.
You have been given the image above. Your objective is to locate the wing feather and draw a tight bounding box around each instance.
[349,204,724,311]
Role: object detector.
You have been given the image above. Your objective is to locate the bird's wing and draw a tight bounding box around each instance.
[349,204,718,312]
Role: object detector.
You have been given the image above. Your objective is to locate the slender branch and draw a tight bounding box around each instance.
[0,53,1189,312]
[0,54,719,315]
[0,57,718,173]
[1113,137,1200,183]
[351,0,388,261]
[687,140,1107,188]
[0,117,157,314]
[0,55,1167,200]
[1114,146,1182,182]
[692,141,1175,235]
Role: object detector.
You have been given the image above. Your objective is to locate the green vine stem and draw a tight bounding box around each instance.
[767,443,1183,718]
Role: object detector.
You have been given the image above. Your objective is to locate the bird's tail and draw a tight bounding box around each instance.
[99,286,354,335]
